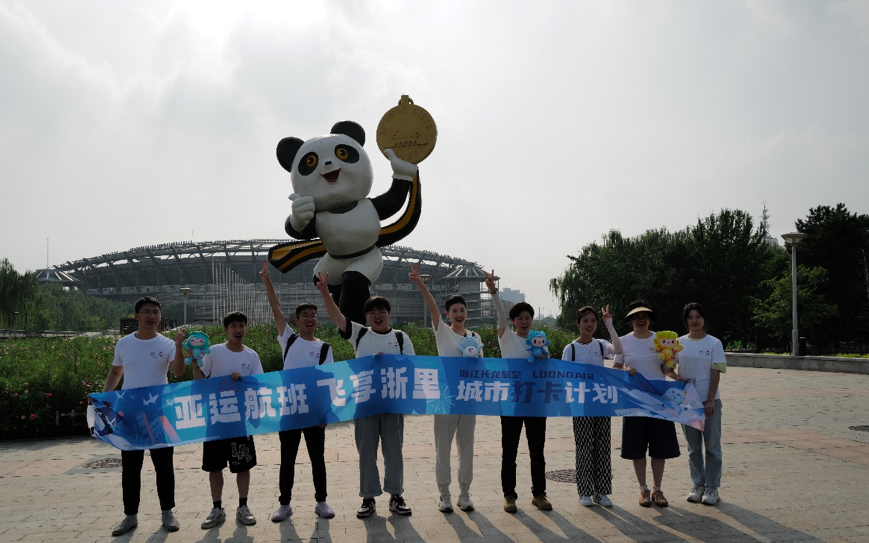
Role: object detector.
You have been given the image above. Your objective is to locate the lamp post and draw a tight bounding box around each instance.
[420,274,431,329]
[781,232,807,356]
[180,287,191,326]
[13,311,19,338]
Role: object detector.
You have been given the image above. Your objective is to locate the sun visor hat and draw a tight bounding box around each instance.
[623,306,655,322]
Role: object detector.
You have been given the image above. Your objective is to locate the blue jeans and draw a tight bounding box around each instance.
[682,399,722,488]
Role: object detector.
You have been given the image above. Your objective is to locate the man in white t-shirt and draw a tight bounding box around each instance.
[409,262,482,513]
[486,271,553,513]
[315,272,415,520]
[259,262,336,521]
[102,296,186,537]
[193,311,263,530]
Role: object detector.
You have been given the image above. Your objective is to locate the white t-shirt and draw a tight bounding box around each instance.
[561,339,614,367]
[112,333,177,390]
[675,334,726,401]
[498,328,529,359]
[613,333,665,381]
[278,327,335,370]
[343,321,415,358]
[433,316,483,358]
[201,343,264,378]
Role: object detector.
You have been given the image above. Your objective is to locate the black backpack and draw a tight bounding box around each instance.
[283,333,331,365]
[355,327,404,354]
[568,339,605,362]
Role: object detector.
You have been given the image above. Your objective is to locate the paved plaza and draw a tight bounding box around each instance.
[1,366,868,542]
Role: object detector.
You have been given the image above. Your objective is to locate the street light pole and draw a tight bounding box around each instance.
[781,232,807,356]
[13,311,19,338]
[180,287,191,326]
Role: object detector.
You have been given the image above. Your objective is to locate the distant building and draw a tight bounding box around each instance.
[500,288,525,304]
[34,268,78,290]
[761,202,780,246]
[53,240,497,328]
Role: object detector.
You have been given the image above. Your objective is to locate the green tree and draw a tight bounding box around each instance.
[551,209,778,347]
[0,259,38,329]
[794,204,869,349]
[0,259,130,332]
[752,265,839,351]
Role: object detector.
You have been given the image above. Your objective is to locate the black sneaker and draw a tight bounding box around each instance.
[357,498,376,519]
[389,495,412,516]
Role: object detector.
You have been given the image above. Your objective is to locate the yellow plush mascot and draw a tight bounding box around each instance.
[654,331,683,369]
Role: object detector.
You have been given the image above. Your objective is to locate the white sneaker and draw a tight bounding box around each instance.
[438,492,453,513]
[236,504,257,525]
[687,485,705,503]
[201,507,226,529]
[457,492,475,512]
[593,493,613,507]
[270,504,293,522]
[579,495,594,507]
[315,501,335,519]
[701,487,720,505]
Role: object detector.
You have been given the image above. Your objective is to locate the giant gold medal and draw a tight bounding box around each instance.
[376,95,437,164]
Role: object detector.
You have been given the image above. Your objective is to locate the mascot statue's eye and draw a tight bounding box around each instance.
[298,152,318,175]
[334,144,359,164]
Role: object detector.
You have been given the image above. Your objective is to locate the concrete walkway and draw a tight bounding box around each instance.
[1,366,868,542]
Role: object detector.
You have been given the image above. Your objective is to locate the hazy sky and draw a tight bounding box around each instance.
[2,0,868,316]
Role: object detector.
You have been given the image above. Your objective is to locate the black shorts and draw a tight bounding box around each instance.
[620,417,681,460]
[202,435,257,473]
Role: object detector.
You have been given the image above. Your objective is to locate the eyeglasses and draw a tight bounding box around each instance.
[366,310,389,317]
[298,312,318,319]
[139,310,161,316]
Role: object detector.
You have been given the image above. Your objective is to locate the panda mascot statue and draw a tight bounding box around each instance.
[268,121,422,326]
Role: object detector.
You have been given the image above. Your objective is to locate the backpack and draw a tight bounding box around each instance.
[355,327,404,354]
[283,333,331,365]
[569,339,605,362]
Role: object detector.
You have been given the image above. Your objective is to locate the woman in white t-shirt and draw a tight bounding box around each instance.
[613,301,683,508]
[674,303,726,506]
[561,305,623,508]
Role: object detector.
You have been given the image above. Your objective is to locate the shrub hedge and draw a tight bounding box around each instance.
[0,322,574,441]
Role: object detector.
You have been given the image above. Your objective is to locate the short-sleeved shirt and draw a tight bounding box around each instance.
[498,328,529,359]
[278,327,334,370]
[433,316,483,358]
[201,343,264,378]
[112,333,177,390]
[675,334,726,401]
[561,339,614,367]
[342,321,415,358]
[614,333,665,381]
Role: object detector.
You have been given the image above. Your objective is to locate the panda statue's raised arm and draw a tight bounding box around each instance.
[268,120,422,327]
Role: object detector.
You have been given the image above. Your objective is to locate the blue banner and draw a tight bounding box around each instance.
[90,355,705,451]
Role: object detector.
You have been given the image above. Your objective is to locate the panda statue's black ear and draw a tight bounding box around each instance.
[331,121,365,146]
[276,137,305,173]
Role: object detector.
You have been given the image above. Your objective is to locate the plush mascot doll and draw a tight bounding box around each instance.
[268,121,422,326]
[183,331,211,367]
[458,335,482,358]
[654,331,683,368]
[525,330,551,363]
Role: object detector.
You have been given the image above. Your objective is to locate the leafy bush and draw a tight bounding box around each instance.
[1,322,578,440]
[833,353,869,359]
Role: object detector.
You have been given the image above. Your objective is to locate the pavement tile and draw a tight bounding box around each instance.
[2,367,869,542]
